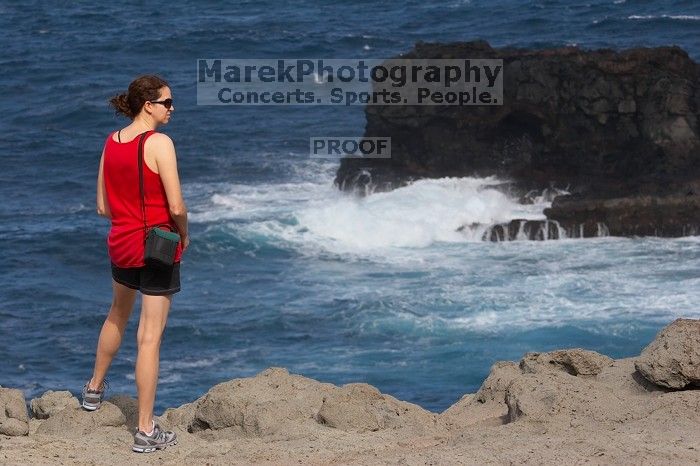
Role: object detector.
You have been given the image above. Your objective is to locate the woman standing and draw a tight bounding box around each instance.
[83,75,188,453]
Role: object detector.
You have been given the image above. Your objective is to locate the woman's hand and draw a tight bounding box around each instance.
[181,234,190,252]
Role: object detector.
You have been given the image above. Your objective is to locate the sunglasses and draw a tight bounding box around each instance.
[150,98,173,110]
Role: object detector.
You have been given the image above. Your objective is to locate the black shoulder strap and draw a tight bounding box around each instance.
[137,132,150,239]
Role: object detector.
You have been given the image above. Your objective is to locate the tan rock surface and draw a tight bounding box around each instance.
[107,395,139,432]
[519,348,614,376]
[0,388,29,436]
[316,382,438,434]
[2,319,699,464]
[29,391,79,420]
[636,318,700,389]
[35,402,126,438]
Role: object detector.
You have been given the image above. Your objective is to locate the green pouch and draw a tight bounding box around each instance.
[144,226,180,268]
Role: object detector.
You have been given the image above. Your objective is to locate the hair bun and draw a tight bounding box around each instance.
[109,92,133,118]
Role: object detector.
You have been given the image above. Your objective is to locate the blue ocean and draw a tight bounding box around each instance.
[1,1,699,414]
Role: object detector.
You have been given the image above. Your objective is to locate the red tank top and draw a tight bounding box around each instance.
[103,130,183,267]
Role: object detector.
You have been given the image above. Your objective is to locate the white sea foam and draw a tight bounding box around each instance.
[628,14,700,20]
[189,171,560,257]
[343,239,700,334]
[293,177,548,251]
[667,15,700,20]
[160,356,222,371]
[126,373,182,383]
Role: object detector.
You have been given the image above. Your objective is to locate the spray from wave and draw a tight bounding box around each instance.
[189,165,564,255]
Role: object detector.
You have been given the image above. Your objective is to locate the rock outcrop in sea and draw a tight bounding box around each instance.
[335,41,700,238]
[1,318,699,464]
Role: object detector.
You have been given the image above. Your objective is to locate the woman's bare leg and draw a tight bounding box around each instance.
[89,280,137,390]
[135,293,172,432]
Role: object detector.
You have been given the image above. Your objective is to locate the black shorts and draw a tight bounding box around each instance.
[111,262,181,296]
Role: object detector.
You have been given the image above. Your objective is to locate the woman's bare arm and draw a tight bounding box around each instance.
[96,147,111,218]
[149,133,189,249]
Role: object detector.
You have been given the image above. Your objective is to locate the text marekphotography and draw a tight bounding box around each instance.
[197,59,503,106]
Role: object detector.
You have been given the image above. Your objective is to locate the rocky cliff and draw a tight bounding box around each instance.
[2,319,699,464]
[335,41,700,238]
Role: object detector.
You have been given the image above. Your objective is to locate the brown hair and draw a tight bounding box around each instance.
[109,75,169,119]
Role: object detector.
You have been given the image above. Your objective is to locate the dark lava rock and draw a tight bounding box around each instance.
[336,41,700,237]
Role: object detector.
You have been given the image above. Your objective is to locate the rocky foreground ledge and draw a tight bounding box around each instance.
[1,319,699,465]
[336,41,700,238]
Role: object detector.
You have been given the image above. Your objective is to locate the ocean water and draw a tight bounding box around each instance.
[1,0,699,414]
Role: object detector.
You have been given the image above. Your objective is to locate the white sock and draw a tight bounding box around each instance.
[143,420,155,436]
